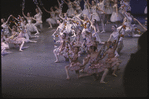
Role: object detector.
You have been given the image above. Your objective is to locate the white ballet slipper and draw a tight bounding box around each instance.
[101,30,105,33]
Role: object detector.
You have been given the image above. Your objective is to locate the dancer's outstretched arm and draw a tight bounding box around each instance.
[6,15,12,23]
[22,9,28,19]
[133,18,147,31]
[36,5,43,15]
[64,0,69,5]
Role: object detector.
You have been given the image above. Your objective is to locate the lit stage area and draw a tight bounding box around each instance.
[1,0,147,98]
[2,22,146,98]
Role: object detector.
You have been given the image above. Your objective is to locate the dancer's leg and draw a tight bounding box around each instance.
[100,68,109,83]
[65,65,70,80]
[19,41,25,52]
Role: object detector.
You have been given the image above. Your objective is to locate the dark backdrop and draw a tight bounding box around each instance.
[1,0,147,22]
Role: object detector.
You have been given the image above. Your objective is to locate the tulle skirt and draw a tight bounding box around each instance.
[110,12,123,22]
[91,13,100,21]
[104,6,113,14]
[87,60,106,74]
[82,9,91,18]
[1,42,9,50]
[67,8,75,17]
[3,28,10,36]
[8,37,26,44]
[105,57,121,68]
[68,62,83,71]
[46,18,57,24]
[26,23,37,32]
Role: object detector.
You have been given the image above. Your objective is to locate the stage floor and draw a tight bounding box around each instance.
[2,22,145,98]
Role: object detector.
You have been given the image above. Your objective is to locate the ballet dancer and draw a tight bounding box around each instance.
[11,15,37,43]
[53,33,70,63]
[64,0,75,18]
[110,0,123,23]
[82,0,91,19]
[117,11,141,37]
[108,25,124,57]
[43,6,57,28]
[88,15,105,44]
[22,9,40,36]
[1,15,12,38]
[104,0,113,23]
[34,4,43,31]
[97,0,107,33]
[72,0,82,14]
[65,44,85,80]
[6,25,27,52]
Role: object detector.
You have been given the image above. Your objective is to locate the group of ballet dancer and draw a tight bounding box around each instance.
[51,0,147,82]
[1,0,147,83]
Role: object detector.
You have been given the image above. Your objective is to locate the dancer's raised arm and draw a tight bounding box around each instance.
[22,9,28,19]
[6,15,12,23]
[59,14,65,20]
[36,5,43,15]
[64,0,69,5]
[87,0,92,7]
[133,18,147,31]
[57,0,61,8]
[43,6,53,14]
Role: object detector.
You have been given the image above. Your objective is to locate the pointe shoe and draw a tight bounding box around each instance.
[97,30,100,33]
[66,77,70,80]
[19,50,23,52]
[48,27,52,29]
[115,54,119,58]
[35,35,39,38]
[55,60,59,63]
[35,32,40,35]
[112,73,117,77]
[34,41,37,43]
[101,30,105,33]
[100,80,106,84]
[79,69,84,73]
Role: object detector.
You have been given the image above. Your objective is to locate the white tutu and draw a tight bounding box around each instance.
[82,9,91,18]
[110,12,123,22]
[64,23,73,33]
[1,42,9,50]
[67,8,75,17]
[91,6,100,21]
[46,18,56,24]
[91,13,100,21]
[104,6,113,14]
[26,23,37,32]
[1,23,10,36]
[55,16,60,20]
[3,29,10,36]
[104,0,113,14]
